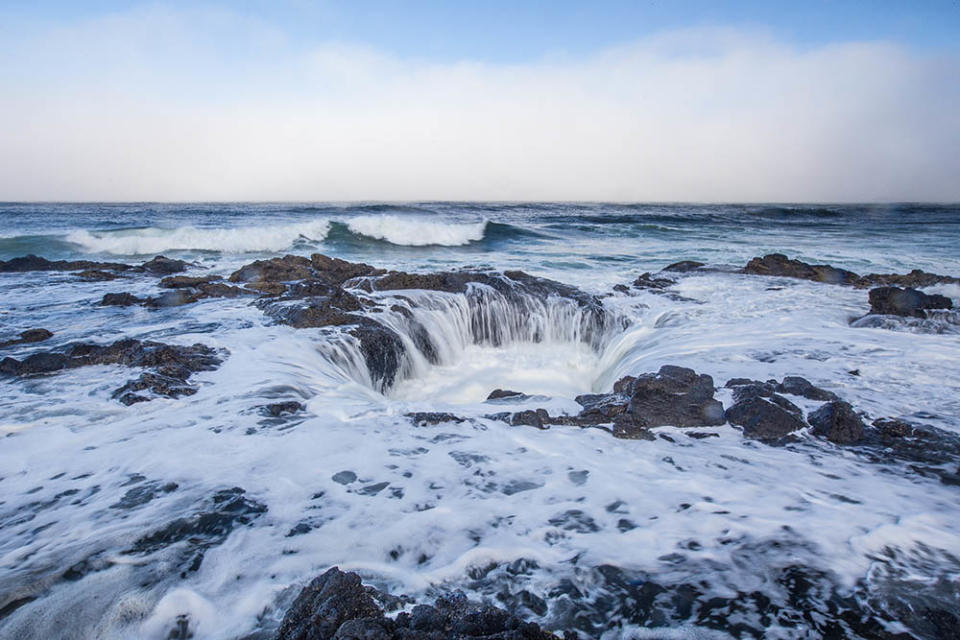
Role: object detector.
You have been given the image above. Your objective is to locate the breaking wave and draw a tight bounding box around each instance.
[65,220,332,255]
[345,215,487,246]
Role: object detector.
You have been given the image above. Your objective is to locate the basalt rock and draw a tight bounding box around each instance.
[229,255,314,284]
[867,286,953,318]
[159,275,223,289]
[275,567,565,640]
[310,254,385,285]
[808,401,865,445]
[861,269,960,289]
[775,376,839,402]
[662,260,705,273]
[0,328,53,348]
[0,254,189,276]
[631,273,674,290]
[407,412,466,426]
[742,254,861,285]
[0,338,222,403]
[263,401,306,417]
[140,256,189,275]
[726,396,807,442]
[101,292,145,307]
[487,389,527,401]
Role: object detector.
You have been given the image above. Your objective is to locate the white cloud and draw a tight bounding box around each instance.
[0,10,957,201]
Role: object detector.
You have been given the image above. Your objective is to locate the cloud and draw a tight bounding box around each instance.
[0,8,957,201]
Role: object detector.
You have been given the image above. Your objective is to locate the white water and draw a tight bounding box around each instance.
[346,215,487,246]
[65,220,332,255]
[1,250,959,639]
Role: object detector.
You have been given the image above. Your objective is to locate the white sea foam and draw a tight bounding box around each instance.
[65,220,331,254]
[346,215,486,246]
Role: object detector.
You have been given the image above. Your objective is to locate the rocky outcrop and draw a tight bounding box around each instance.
[275,567,565,640]
[0,328,53,348]
[631,273,674,290]
[0,338,222,404]
[866,286,953,318]
[0,254,188,276]
[742,253,959,289]
[807,401,866,445]
[662,260,705,273]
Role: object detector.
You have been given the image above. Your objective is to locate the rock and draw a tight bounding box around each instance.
[310,254,384,285]
[867,286,952,318]
[76,269,121,281]
[140,256,189,275]
[620,365,725,429]
[101,292,144,307]
[276,567,564,640]
[263,401,306,417]
[743,254,862,285]
[631,273,674,289]
[511,409,550,429]
[0,328,53,348]
[0,352,69,375]
[776,376,839,402]
[245,281,288,297]
[145,290,199,308]
[808,401,865,444]
[407,412,465,426]
[487,389,526,400]
[726,396,807,441]
[159,275,222,289]
[0,254,133,274]
[662,261,705,273]
[229,255,313,283]
[112,372,199,405]
[860,269,960,289]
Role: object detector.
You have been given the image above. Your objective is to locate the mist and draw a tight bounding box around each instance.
[0,7,957,202]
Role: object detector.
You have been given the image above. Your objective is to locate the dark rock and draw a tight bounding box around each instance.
[0,352,68,375]
[860,268,960,289]
[76,269,120,281]
[612,284,630,294]
[140,255,189,275]
[620,365,725,429]
[407,412,465,427]
[487,389,526,400]
[776,376,840,402]
[808,401,865,444]
[0,328,54,348]
[511,409,550,429]
[631,273,674,289]
[145,290,199,308]
[310,254,385,285]
[332,471,358,485]
[229,255,313,283]
[112,372,198,404]
[0,254,133,274]
[662,261,705,273]
[245,281,288,297]
[867,286,953,318]
[742,254,862,285]
[101,292,144,307]
[350,321,406,391]
[726,396,807,441]
[276,567,563,640]
[160,275,222,289]
[263,401,306,417]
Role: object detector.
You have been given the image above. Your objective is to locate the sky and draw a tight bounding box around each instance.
[0,1,958,202]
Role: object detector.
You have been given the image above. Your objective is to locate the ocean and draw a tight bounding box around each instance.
[0,202,958,639]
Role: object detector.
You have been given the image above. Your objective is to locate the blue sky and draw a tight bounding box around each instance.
[0,2,958,201]
[4,0,959,61]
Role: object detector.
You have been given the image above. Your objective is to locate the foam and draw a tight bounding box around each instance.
[65,220,331,254]
[346,215,487,246]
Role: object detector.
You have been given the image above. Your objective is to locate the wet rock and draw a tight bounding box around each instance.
[0,338,222,402]
[125,487,266,574]
[263,401,306,417]
[351,320,406,391]
[808,401,865,444]
[487,389,526,401]
[76,269,120,281]
[631,273,674,290]
[276,567,563,640]
[726,396,807,442]
[619,366,725,429]
[229,255,314,283]
[867,286,953,318]
[407,412,465,426]
[861,268,960,288]
[145,289,199,308]
[140,255,189,275]
[742,254,862,285]
[0,328,53,348]
[310,254,385,285]
[245,281,289,297]
[662,260,705,273]
[0,254,133,274]
[775,376,839,402]
[511,409,551,429]
[332,471,358,485]
[159,275,222,289]
[100,292,144,307]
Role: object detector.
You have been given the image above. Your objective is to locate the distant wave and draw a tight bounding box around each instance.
[65,220,332,255]
[345,215,487,246]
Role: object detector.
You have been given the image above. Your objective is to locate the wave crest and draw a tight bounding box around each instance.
[346,215,487,246]
[65,220,331,255]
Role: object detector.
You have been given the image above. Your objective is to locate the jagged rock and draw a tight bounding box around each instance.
[140,256,189,275]
[276,567,564,640]
[867,286,953,318]
[662,260,705,273]
[726,396,807,441]
[263,401,306,417]
[229,255,314,283]
[0,339,222,403]
[742,254,861,285]
[76,269,120,281]
[160,275,222,288]
[0,254,133,273]
[310,254,385,285]
[776,376,839,402]
[808,401,865,444]
[101,292,145,307]
[145,289,199,308]
[406,412,466,427]
[861,269,960,288]
[0,328,53,348]
[511,409,550,429]
[631,273,674,289]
